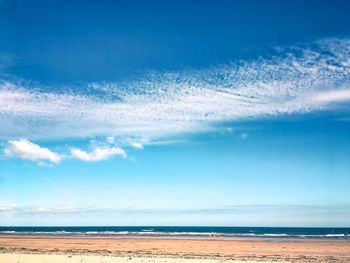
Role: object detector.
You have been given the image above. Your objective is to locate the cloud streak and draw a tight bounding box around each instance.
[24,207,77,214]
[0,38,349,142]
[310,89,350,103]
[0,205,15,212]
[70,147,126,162]
[1,204,349,226]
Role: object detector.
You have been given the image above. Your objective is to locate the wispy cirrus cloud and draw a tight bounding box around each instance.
[4,139,61,164]
[0,38,349,143]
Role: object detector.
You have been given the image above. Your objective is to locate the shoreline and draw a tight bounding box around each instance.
[0,234,349,241]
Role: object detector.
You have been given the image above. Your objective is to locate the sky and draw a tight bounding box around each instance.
[0,0,350,227]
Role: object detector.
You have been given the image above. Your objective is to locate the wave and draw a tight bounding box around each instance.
[0,230,348,239]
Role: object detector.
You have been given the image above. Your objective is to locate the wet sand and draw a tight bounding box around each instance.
[0,235,349,262]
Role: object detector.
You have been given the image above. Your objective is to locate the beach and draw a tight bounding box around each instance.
[0,236,349,262]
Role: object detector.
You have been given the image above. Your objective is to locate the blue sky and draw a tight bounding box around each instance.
[0,0,350,226]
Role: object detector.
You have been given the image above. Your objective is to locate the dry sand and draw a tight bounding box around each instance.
[0,236,349,262]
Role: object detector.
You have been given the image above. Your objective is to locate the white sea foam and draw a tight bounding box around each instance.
[325,234,345,237]
[262,234,288,237]
[0,230,348,239]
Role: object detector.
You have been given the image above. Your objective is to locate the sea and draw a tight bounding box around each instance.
[0,226,349,239]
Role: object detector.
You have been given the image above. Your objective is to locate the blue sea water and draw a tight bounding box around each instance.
[0,226,349,239]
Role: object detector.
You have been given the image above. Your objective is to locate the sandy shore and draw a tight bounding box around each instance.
[0,253,308,263]
[0,236,349,262]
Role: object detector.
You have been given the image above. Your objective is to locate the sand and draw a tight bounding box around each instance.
[0,236,349,262]
[0,253,317,263]
[0,253,300,263]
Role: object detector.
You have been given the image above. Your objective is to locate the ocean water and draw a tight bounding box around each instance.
[0,226,349,239]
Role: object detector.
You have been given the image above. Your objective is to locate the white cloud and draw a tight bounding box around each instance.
[25,207,76,213]
[0,38,349,142]
[310,89,350,103]
[4,139,61,164]
[0,205,15,211]
[71,147,126,162]
[106,136,115,144]
[128,141,143,149]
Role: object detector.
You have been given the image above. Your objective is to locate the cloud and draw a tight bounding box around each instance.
[310,89,350,103]
[0,38,349,142]
[2,204,350,226]
[128,141,143,149]
[0,205,92,215]
[25,207,77,214]
[71,147,126,162]
[4,139,61,164]
[0,205,15,212]
[106,136,115,144]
